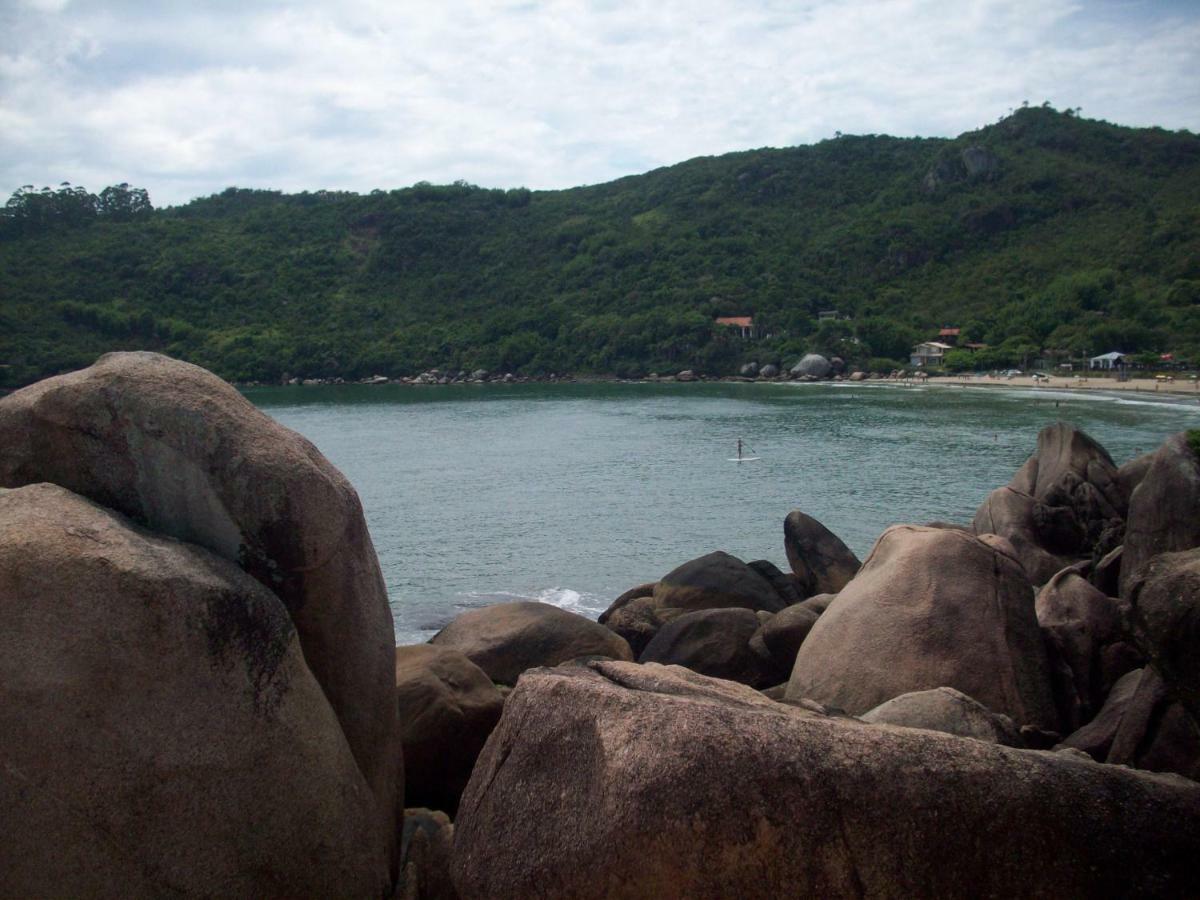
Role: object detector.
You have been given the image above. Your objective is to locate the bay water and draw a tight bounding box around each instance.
[243,381,1200,645]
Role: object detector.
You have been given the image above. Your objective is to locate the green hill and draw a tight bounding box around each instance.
[2,104,1198,387]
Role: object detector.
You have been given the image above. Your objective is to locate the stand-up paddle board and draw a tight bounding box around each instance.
[727,456,760,462]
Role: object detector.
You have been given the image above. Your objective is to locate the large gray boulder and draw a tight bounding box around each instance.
[759,602,820,671]
[1122,432,1200,596]
[860,687,1023,747]
[0,352,399,846]
[431,601,633,685]
[0,484,389,897]
[783,510,861,597]
[791,353,831,378]
[395,645,505,816]
[453,661,1200,898]
[788,526,1059,731]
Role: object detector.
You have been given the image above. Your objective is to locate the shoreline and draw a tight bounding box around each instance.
[920,373,1200,400]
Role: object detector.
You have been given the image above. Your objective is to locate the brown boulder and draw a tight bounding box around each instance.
[652,550,786,613]
[453,661,1200,898]
[398,809,459,900]
[788,525,1059,731]
[395,645,505,816]
[0,484,389,897]
[1122,432,1200,596]
[431,601,633,685]
[1060,667,1200,780]
[973,486,1078,585]
[860,687,1023,747]
[783,510,861,597]
[758,602,820,670]
[746,558,804,607]
[0,352,398,843]
[598,594,674,656]
[639,608,773,687]
[1127,546,1200,720]
[1118,448,1157,507]
[1036,568,1138,730]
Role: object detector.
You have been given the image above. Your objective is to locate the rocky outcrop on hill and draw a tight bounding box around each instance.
[788,525,1059,731]
[453,661,1200,899]
[0,351,400,848]
[431,600,633,684]
[395,645,505,816]
[0,483,390,897]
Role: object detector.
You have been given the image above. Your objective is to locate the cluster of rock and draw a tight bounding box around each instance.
[2,354,1198,897]
[397,422,1200,896]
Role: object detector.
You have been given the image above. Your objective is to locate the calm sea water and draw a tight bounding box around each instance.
[243,381,1200,644]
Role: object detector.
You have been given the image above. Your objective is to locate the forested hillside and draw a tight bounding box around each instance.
[2,105,1198,387]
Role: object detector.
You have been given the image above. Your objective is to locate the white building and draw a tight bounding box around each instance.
[1089,351,1129,370]
[910,341,952,367]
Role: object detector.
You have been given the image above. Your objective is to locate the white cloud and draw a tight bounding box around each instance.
[0,0,1196,206]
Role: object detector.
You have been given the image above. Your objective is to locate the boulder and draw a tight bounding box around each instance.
[973,486,1077,585]
[790,353,831,378]
[1060,667,1200,780]
[860,687,1023,747]
[1011,422,1125,556]
[653,550,786,614]
[782,510,861,597]
[1036,568,1137,729]
[398,809,459,900]
[0,484,389,897]
[746,558,803,607]
[676,369,696,382]
[758,602,820,670]
[0,352,399,844]
[1091,544,1124,596]
[788,525,1059,731]
[599,594,673,657]
[453,661,1200,899]
[431,601,633,685]
[395,645,505,815]
[758,363,779,378]
[1122,432,1200,596]
[799,592,836,615]
[739,362,759,377]
[1126,547,1200,720]
[1118,448,1157,507]
[849,371,866,381]
[639,608,772,687]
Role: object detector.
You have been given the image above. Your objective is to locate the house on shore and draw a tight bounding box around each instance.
[1089,351,1129,370]
[910,341,953,367]
[715,316,760,339]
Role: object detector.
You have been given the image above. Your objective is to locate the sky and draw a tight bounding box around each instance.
[1,0,1198,207]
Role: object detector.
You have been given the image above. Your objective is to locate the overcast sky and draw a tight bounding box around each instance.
[2,0,1197,207]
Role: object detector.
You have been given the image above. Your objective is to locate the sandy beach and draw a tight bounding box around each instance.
[922,372,1200,400]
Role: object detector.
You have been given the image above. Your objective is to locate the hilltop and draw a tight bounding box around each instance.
[2,105,1198,387]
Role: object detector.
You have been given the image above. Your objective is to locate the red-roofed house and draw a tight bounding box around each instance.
[938,327,961,346]
[715,316,760,339]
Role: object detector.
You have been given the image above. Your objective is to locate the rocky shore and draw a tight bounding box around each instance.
[2,352,1198,898]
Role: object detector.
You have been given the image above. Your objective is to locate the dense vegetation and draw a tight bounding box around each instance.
[2,105,1198,387]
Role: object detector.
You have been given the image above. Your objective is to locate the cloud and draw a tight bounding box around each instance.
[1,0,1197,206]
